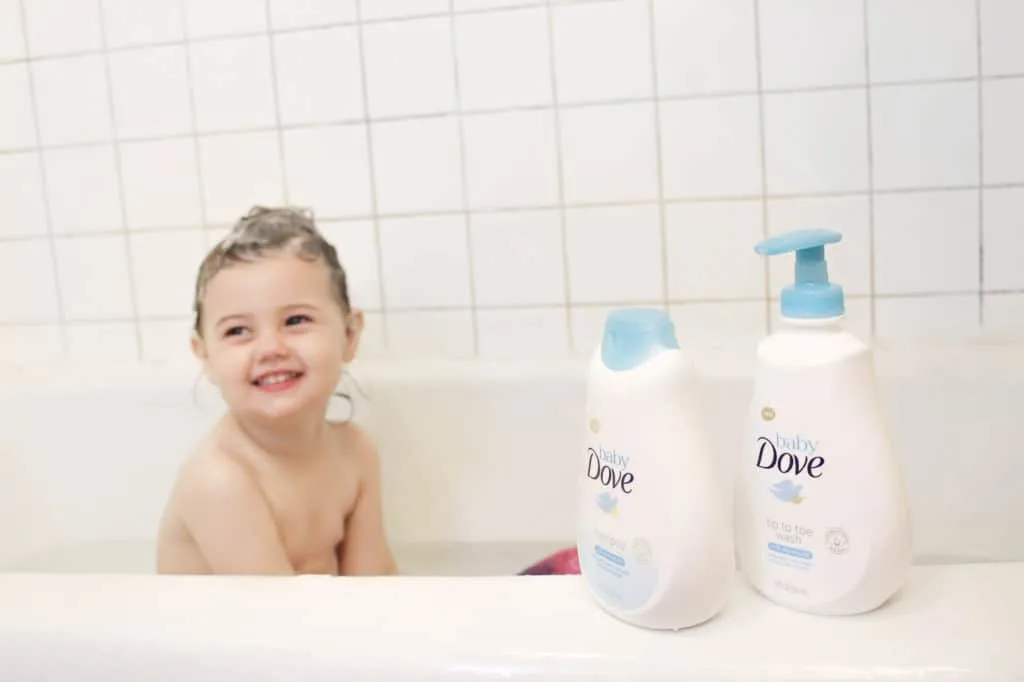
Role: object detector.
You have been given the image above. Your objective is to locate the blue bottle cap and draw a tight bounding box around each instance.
[600,307,680,371]
[755,229,845,320]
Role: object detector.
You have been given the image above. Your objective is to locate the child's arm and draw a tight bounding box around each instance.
[179,453,294,575]
[337,428,398,576]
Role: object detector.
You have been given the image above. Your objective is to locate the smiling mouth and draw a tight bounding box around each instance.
[252,371,304,388]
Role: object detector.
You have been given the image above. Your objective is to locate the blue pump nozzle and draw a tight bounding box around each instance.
[755,228,845,320]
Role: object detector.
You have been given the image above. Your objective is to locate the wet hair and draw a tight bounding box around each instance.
[192,206,351,336]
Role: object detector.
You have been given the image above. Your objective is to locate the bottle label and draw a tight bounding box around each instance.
[578,417,659,611]
[744,414,870,606]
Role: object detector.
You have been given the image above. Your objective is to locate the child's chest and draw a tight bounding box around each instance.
[259,458,360,569]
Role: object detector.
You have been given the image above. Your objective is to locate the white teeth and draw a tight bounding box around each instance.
[257,371,298,386]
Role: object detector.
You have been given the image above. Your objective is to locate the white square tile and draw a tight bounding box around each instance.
[318,220,382,310]
[32,55,113,146]
[982,188,1024,291]
[653,0,758,96]
[981,0,1024,76]
[875,295,980,340]
[660,95,762,200]
[386,309,476,359]
[565,205,663,304]
[559,102,659,204]
[471,210,565,306]
[199,132,285,225]
[353,311,386,360]
[770,296,873,340]
[362,17,456,118]
[184,0,267,39]
[462,110,559,210]
[0,0,26,61]
[871,82,979,190]
[0,240,60,322]
[139,319,195,364]
[569,304,621,355]
[0,326,63,365]
[102,0,185,49]
[455,0,543,8]
[665,200,765,300]
[867,0,977,83]
[874,190,979,295]
[270,0,356,29]
[283,125,373,219]
[54,235,135,320]
[273,26,364,125]
[982,293,1024,336]
[130,230,207,318]
[120,139,203,230]
[44,146,123,234]
[371,117,464,214]
[0,65,36,151]
[766,195,871,296]
[360,0,448,21]
[190,37,276,133]
[982,78,1024,185]
[108,46,192,139]
[454,7,552,111]
[552,0,652,104]
[379,215,471,308]
[764,89,869,195]
[669,301,767,349]
[759,0,865,90]
[0,153,47,238]
[66,323,139,363]
[24,0,102,56]
[477,308,569,360]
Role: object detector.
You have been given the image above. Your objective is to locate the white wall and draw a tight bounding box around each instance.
[2,0,1023,368]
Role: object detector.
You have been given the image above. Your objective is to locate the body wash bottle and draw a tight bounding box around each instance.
[577,308,733,630]
[736,229,911,615]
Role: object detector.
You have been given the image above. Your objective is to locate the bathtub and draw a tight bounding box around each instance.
[0,342,1022,680]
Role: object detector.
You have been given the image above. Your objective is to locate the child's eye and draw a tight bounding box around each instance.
[285,314,313,326]
[224,326,248,337]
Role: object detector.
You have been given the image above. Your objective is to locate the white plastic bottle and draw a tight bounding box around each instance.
[735,229,912,615]
[577,307,734,630]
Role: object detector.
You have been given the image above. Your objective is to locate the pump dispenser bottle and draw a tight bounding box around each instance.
[735,229,912,615]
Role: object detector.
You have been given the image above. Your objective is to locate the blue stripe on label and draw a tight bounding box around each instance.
[595,545,625,566]
[768,543,813,560]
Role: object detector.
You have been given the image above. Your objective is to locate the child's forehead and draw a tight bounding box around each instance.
[203,253,334,306]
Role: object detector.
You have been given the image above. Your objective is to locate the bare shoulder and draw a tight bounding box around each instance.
[175,443,263,515]
[328,420,382,476]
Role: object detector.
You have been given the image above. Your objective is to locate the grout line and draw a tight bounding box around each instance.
[447,1,480,357]
[6,181,1024,246]
[179,0,210,251]
[645,0,670,312]
[263,0,290,205]
[7,70,1024,160]
[862,0,877,338]
[353,0,390,348]
[751,0,771,336]
[16,0,69,355]
[96,0,144,360]
[975,0,986,328]
[545,0,575,351]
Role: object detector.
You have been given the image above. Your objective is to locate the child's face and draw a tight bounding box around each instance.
[192,252,361,422]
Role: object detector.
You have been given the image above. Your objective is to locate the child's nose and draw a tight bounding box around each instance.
[255,330,288,358]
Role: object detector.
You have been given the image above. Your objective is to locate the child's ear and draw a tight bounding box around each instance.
[343,309,365,363]
[191,332,216,385]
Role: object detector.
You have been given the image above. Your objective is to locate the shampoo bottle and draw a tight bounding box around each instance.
[735,229,911,615]
[577,308,733,630]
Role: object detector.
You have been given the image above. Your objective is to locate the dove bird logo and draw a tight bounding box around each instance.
[770,479,805,504]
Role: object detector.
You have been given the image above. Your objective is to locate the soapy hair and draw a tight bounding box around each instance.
[192,206,351,336]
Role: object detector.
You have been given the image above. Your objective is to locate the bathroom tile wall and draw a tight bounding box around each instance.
[1,0,1023,366]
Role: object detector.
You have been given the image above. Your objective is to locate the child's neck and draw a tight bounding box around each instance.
[231,411,327,462]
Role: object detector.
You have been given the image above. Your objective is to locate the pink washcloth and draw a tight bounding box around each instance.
[517,547,580,575]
